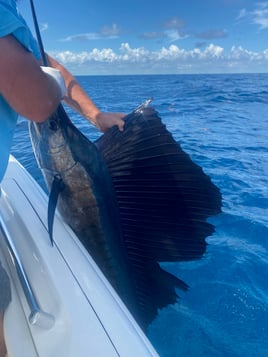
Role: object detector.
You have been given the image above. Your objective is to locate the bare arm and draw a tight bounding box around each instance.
[0,35,63,122]
[47,55,125,132]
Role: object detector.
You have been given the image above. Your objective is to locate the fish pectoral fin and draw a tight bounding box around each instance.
[47,175,65,246]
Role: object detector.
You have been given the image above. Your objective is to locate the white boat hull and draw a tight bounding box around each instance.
[0,155,158,356]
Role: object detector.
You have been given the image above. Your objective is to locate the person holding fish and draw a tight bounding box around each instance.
[0,1,125,355]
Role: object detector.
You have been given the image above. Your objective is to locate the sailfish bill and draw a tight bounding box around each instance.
[29,101,221,330]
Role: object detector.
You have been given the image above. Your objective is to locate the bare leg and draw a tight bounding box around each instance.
[0,313,6,357]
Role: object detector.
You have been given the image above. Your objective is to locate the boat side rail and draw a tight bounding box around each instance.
[0,214,55,330]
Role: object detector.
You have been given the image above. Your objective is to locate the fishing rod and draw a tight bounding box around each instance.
[29,0,48,66]
[29,0,67,245]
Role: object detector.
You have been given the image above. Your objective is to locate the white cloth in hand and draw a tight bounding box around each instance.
[40,66,66,98]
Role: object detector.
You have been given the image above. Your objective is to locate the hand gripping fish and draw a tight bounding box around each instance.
[29,100,221,330]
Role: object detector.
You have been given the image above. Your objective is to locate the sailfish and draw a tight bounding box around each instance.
[29,99,221,330]
[28,0,222,331]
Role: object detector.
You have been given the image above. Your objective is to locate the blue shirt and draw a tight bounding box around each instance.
[0,0,40,182]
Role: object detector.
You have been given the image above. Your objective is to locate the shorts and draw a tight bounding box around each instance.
[0,260,11,312]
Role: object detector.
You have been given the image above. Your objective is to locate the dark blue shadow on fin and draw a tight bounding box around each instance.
[48,175,65,246]
[95,105,222,329]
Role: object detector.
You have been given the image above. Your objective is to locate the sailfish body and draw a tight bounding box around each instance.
[29,105,135,309]
[29,102,221,330]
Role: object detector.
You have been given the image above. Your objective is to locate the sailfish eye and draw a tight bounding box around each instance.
[49,118,58,131]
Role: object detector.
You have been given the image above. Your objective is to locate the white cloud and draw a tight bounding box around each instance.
[61,24,120,42]
[40,23,48,32]
[236,8,247,20]
[203,44,224,58]
[264,48,268,58]
[237,2,268,29]
[53,43,225,63]
[252,2,268,29]
[229,46,261,60]
[62,33,104,42]
[49,43,268,74]
[157,45,186,60]
[165,29,189,42]
[54,49,118,63]
[119,43,150,62]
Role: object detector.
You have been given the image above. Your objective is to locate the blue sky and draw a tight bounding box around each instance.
[18,0,268,74]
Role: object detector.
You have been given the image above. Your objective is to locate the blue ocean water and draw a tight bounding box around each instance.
[11,74,268,356]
